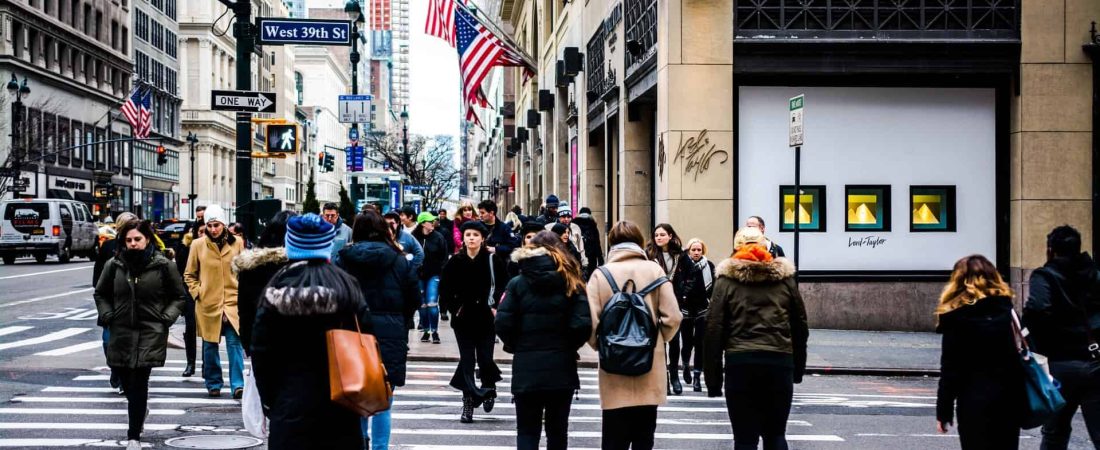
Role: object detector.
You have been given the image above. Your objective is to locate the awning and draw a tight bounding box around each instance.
[47,189,74,200]
[75,192,96,203]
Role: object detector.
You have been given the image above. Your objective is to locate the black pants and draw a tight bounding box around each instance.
[112,367,152,440]
[954,373,1021,450]
[725,364,793,450]
[182,295,197,364]
[1042,359,1100,449]
[602,405,657,450]
[449,330,501,400]
[677,316,705,371]
[667,330,681,371]
[515,389,573,450]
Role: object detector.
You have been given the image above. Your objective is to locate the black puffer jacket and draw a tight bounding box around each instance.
[232,247,290,356]
[495,247,592,394]
[1024,252,1100,361]
[94,250,186,368]
[674,253,716,318]
[336,241,420,386]
[415,229,449,280]
[936,296,1025,425]
[251,260,373,450]
[439,248,509,338]
[571,213,604,273]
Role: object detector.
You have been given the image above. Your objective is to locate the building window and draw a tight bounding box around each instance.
[95,9,102,41]
[166,31,177,58]
[779,185,826,232]
[845,185,891,232]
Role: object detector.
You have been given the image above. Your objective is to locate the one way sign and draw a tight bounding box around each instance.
[211,90,277,113]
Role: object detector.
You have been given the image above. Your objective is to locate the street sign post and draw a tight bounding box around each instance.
[6,185,26,193]
[348,127,359,143]
[339,95,372,124]
[345,146,364,172]
[789,94,805,271]
[256,17,352,46]
[474,185,492,192]
[211,90,277,113]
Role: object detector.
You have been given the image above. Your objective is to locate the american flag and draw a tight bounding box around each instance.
[425,0,460,47]
[121,86,152,139]
[455,6,525,125]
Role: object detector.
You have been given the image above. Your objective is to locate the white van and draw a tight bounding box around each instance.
[0,199,98,264]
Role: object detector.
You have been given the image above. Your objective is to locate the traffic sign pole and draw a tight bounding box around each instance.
[223,0,255,241]
[789,94,805,272]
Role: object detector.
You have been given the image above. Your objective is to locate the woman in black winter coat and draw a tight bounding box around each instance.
[174,220,202,377]
[496,231,592,450]
[414,214,449,344]
[672,238,716,392]
[94,220,186,449]
[439,220,510,423]
[935,254,1026,450]
[251,213,374,450]
[231,210,295,357]
[336,211,420,449]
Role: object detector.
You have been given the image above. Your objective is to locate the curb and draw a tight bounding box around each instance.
[409,355,940,377]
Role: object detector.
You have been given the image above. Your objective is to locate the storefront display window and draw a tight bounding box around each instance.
[779,185,826,232]
[910,185,956,232]
[846,185,891,232]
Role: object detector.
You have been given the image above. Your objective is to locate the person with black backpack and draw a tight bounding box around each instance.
[586,221,682,450]
[1024,225,1100,449]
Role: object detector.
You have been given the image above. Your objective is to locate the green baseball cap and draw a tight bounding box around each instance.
[416,211,438,224]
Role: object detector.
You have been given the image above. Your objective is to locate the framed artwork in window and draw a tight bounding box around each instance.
[779,185,826,232]
[910,186,957,232]
[845,185,891,232]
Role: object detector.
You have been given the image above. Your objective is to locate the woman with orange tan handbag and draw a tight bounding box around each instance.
[251,213,374,450]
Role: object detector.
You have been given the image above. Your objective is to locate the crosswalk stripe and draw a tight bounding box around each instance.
[74,375,206,383]
[0,408,186,416]
[13,396,238,405]
[387,428,844,441]
[385,413,810,427]
[393,399,728,413]
[394,389,728,404]
[43,387,209,394]
[0,288,95,308]
[0,326,33,338]
[0,439,143,448]
[0,328,91,351]
[0,422,179,431]
[34,340,102,356]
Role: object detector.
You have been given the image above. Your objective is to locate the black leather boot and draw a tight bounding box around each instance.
[460,396,475,423]
[683,366,692,384]
[181,363,195,377]
[669,368,683,395]
[693,370,703,392]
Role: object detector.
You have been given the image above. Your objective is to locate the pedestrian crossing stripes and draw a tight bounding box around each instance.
[0,327,91,351]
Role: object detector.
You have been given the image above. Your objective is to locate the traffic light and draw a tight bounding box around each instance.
[156,145,167,166]
[323,152,334,172]
[318,151,326,171]
[266,124,298,153]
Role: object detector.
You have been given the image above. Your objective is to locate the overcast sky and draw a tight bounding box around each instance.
[307,0,461,141]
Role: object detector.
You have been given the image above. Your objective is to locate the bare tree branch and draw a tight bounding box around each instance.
[365,130,458,208]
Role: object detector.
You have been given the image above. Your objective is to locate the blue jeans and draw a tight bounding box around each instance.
[201,325,244,391]
[361,396,395,449]
[418,276,440,333]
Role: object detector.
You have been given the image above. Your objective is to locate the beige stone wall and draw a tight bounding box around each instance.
[655,0,735,258]
[1011,0,1097,290]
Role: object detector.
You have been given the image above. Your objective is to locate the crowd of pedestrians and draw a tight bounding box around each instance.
[87,191,1100,450]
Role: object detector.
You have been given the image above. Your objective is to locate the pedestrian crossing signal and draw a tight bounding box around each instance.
[266,124,299,153]
[156,145,167,166]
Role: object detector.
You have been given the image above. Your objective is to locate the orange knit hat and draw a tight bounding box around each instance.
[733,243,773,262]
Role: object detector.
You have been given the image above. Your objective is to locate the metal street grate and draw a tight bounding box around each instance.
[164,435,264,449]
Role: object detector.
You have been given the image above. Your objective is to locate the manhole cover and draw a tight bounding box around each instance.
[164,435,264,449]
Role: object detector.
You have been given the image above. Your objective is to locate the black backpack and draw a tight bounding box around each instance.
[596,267,668,376]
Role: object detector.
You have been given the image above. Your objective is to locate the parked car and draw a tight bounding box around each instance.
[156,219,193,249]
[0,199,98,264]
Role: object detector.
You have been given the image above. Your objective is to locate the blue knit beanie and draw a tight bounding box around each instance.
[285,213,337,260]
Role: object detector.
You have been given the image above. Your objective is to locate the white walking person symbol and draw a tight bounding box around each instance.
[279,128,295,151]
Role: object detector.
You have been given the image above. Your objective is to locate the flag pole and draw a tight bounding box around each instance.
[453,1,536,72]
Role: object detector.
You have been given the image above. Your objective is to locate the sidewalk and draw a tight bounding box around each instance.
[408,322,942,376]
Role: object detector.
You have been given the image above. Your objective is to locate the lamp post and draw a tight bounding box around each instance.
[400,106,409,207]
[186,131,198,218]
[345,0,365,208]
[6,74,30,195]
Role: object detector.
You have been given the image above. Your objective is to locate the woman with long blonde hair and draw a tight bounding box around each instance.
[934,254,1025,449]
[452,201,477,254]
[495,230,592,449]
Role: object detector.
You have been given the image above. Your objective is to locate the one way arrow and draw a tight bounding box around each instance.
[210,90,277,113]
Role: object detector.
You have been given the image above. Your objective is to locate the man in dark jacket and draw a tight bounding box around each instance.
[572,207,604,276]
[538,195,560,226]
[746,216,785,258]
[1024,225,1100,449]
[478,199,519,261]
[437,208,455,255]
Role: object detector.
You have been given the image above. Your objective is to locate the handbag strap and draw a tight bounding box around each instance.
[1010,309,1029,354]
[487,253,496,307]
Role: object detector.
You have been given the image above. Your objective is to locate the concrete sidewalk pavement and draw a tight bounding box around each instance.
[408,321,942,376]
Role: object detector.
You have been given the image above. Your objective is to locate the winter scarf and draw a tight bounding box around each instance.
[695,256,713,290]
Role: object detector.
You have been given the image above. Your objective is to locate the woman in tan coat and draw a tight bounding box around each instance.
[586,220,682,450]
[183,205,246,398]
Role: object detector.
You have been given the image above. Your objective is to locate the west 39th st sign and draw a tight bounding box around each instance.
[256,17,352,46]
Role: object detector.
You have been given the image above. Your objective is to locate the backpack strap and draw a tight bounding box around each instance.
[637,276,669,297]
[598,267,621,295]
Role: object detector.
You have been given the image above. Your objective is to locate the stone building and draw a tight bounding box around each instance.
[0,0,135,217]
[484,0,1099,331]
[132,0,182,221]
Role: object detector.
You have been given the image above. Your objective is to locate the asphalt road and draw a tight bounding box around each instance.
[0,259,1096,449]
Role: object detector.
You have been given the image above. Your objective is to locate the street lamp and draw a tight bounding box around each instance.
[345,0,365,207]
[186,132,198,218]
[7,74,30,194]
[400,107,409,207]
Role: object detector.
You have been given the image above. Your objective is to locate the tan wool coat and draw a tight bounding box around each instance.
[183,235,244,343]
[586,245,683,410]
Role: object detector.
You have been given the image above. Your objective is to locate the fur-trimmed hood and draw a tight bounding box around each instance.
[232,246,288,274]
[510,245,549,262]
[716,257,796,284]
[262,261,365,316]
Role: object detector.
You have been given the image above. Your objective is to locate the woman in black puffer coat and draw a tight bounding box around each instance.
[95,220,186,448]
[672,238,716,392]
[496,231,592,450]
[336,211,420,449]
[232,210,295,357]
[251,213,374,450]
